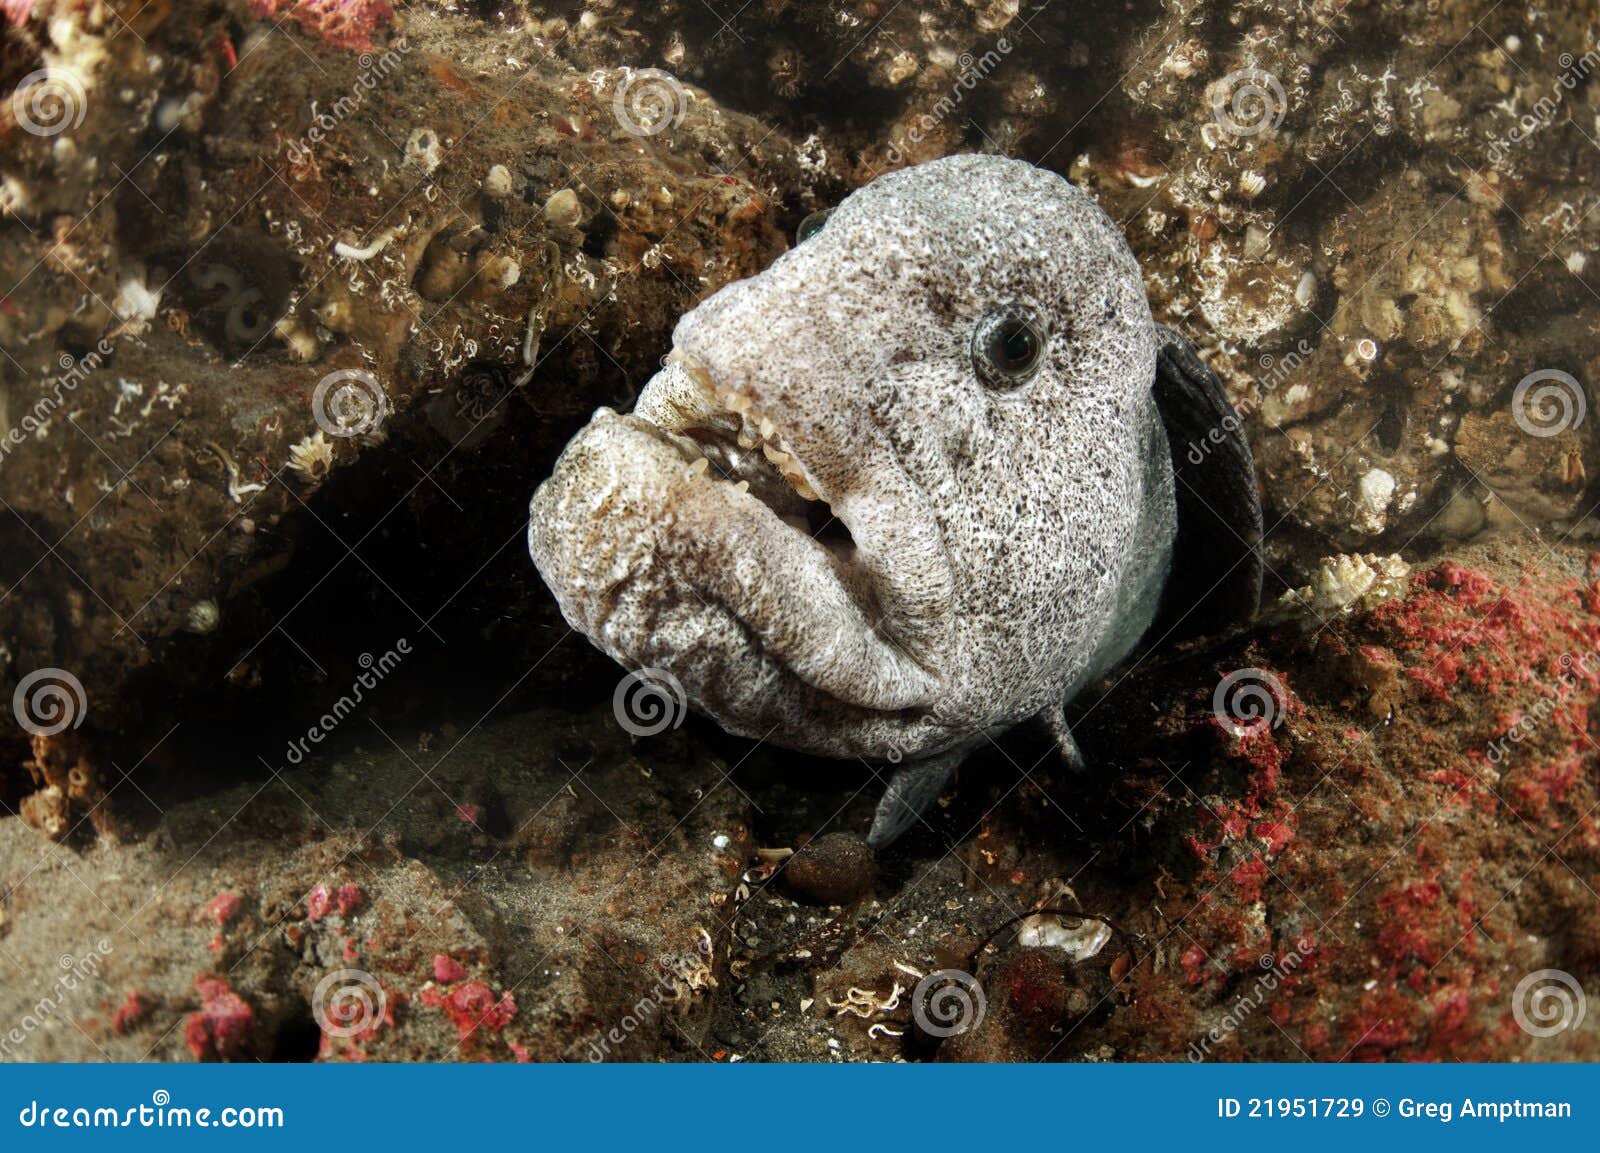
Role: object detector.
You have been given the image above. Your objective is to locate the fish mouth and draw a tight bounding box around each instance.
[531,350,946,714]
[648,350,859,564]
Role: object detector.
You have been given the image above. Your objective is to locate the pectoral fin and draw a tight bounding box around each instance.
[866,746,971,848]
[1152,326,1264,638]
[1034,704,1087,772]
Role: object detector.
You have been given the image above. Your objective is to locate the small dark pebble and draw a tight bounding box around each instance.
[782,832,877,905]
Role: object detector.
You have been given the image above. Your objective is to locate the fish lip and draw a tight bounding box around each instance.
[659,348,842,531]
[637,347,951,693]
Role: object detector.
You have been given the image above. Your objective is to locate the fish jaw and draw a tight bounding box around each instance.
[638,349,958,671]
[527,398,944,717]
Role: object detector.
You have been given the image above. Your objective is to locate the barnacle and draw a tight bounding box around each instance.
[1276,553,1411,620]
[287,430,335,484]
[185,599,220,634]
[669,352,823,504]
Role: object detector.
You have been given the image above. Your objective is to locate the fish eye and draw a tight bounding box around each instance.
[796,208,832,243]
[972,307,1046,388]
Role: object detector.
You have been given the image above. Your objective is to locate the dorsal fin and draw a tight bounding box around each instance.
[1151,326,1264,639]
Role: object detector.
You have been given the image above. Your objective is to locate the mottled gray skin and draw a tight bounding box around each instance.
[529,154,1176,835]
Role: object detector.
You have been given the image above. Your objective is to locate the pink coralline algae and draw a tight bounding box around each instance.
[249,0,395,52]
[184,976,254,1059]
[419,979,518,1041]
[308,882,364,921]
[432,954,468,983]
[2,0,34,28]
[111,991,154,1036]
[205,891,242,926]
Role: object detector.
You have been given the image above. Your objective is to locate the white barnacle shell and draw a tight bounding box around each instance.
[185,599,220,634]
[287,430,335,483]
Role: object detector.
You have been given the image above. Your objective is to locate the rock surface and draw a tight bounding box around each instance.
[4,540,1599,1061]
[0,706,751,1061]
[1,0,837,832]
[715,539,1600,1062]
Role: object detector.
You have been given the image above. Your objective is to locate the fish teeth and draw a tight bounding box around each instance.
[679,374,822,506]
